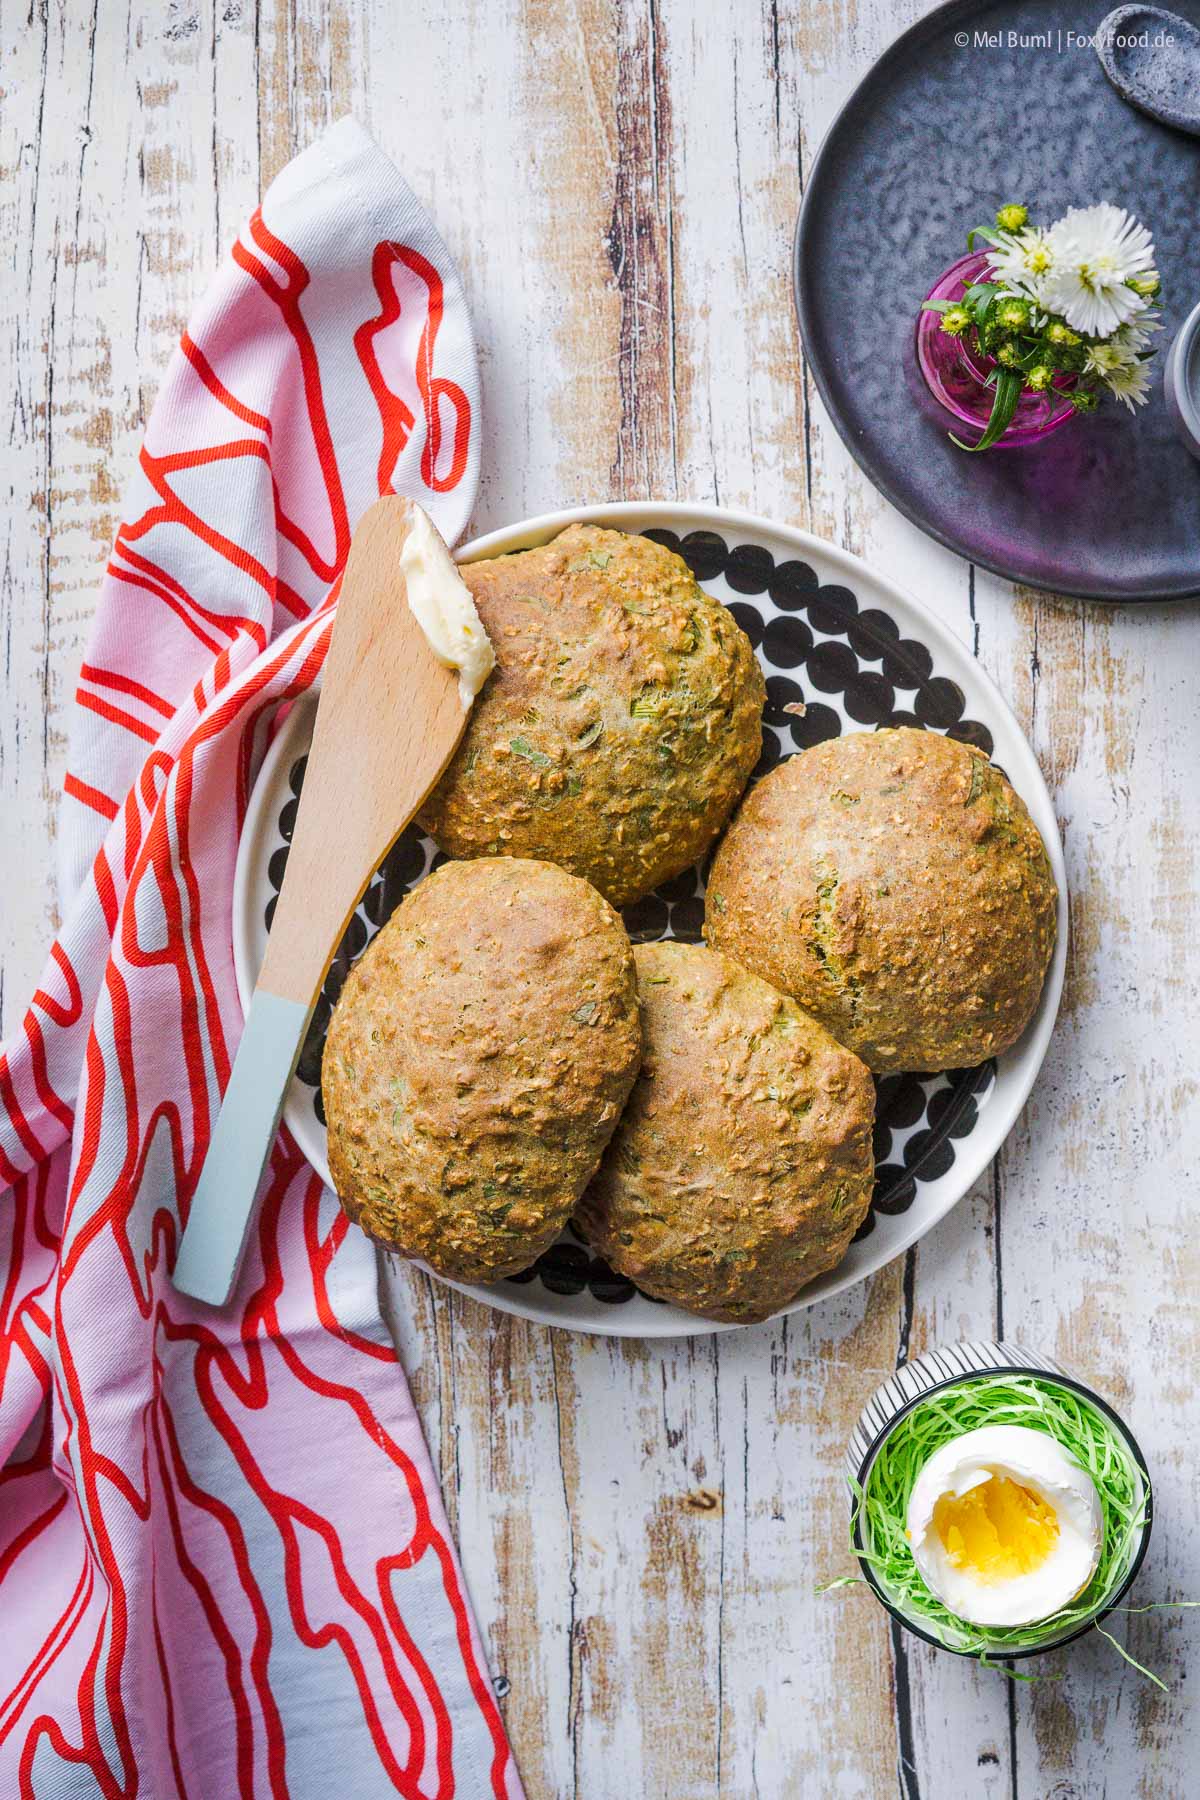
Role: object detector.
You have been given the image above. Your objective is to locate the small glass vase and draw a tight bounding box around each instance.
[916,250,1076,449]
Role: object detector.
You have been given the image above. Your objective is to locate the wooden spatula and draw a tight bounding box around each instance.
[173,496,471,1306]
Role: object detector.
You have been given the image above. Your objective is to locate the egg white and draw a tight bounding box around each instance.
[906,1424,1103,1628]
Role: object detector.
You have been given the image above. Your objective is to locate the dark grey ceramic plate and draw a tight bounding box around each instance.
[795,0,1200,602]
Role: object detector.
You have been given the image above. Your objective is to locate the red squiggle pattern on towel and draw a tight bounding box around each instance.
[0,124,519,1799]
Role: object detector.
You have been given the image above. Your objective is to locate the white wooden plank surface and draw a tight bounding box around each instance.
[3,2,1198,1795]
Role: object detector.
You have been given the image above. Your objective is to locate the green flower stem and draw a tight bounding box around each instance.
[966,225,1002,251]
[951,366,1023,452]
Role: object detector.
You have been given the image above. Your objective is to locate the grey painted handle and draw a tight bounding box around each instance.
[173,990,311,1306]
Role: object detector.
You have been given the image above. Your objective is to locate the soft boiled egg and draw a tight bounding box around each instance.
[905,1424,1103,1627]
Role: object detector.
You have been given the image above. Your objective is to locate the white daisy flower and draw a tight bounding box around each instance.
[1039,203,1156,337]
[1085,340,1133,377]
[1118,311,1162,354]
[1101,357,1153,411]
[986,227,1055,299]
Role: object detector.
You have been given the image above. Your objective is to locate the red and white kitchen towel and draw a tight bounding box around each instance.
[0,118,522,1799]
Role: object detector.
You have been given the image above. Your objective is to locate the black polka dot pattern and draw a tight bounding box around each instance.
[262,526,999,1312]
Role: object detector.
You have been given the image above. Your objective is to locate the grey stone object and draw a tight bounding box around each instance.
[1095,5,1200,135]
[1164,299,1200,456]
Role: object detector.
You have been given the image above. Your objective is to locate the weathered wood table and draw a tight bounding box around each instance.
[5,2,1197,1793]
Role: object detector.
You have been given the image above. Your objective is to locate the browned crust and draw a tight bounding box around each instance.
[418,525,765,906]
[323,857,642,1281]
[704,727,1058,1073]
[574,941,875,1323]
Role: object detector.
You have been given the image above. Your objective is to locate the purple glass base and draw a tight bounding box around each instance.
[916,251,1076,449]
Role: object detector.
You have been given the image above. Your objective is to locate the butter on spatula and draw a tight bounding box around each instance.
[173,498,492,1307]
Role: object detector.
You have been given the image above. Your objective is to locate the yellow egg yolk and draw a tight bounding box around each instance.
[932,1476,1060,1584]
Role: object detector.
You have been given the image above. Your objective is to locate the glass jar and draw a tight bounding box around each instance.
[917,250,1076,447]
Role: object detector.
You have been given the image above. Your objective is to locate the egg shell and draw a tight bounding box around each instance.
[906,1424,1103,1628]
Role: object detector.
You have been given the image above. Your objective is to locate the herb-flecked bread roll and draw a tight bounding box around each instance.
[323,858,642,1282]
[418,524,765,907]
[705,727,1057,1073]
[575,941,875,1324]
